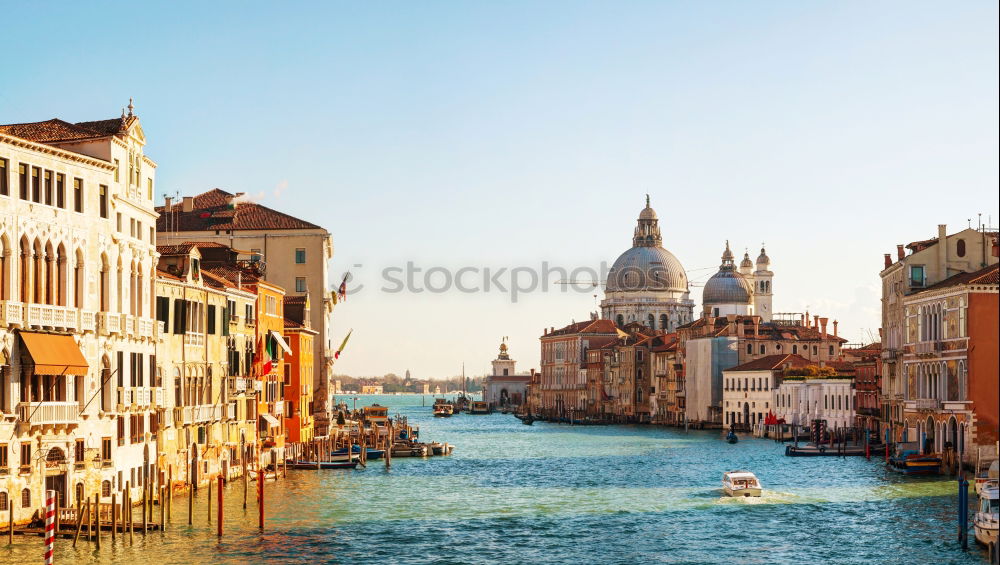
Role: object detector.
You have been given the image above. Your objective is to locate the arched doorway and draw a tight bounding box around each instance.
[925,416,935,454]
[44,447,68,509]
[948,416,958,452]
[742,403,749,429]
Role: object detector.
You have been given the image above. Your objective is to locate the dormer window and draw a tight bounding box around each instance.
[909,265,925,287]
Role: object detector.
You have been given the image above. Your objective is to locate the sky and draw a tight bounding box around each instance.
[3,1,997,379]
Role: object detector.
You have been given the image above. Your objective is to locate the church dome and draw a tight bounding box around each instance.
[703,241,752,305]
[740,252,753,269]
[757,247,770,267]
[703,270,753,304]
[606,246,688,292]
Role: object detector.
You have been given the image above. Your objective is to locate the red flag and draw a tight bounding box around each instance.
[337,274,348,302]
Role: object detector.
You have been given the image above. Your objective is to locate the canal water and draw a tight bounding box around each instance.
[3,394,988,564]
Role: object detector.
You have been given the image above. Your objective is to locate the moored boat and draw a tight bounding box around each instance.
[973,483,999,549]
[289,460,359,470]
[887,443,942,475]
[332,445,385,460]
[470,401,491,414]
[722,470,762,497]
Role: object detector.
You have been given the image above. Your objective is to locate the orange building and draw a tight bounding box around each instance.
[254,280,288,455]
[967,266,999,445]
[283,295,316,444]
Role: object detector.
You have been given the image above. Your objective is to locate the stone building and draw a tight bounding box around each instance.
[483,340,531,409]
[156,189,337,435]
[722,353,810,429]
[538,319,620,416]
[879,224,998,444]
[600,197,694,332]
[1,105,159,525]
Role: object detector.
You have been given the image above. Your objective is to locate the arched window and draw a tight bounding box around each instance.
[615,314,624,327]
[792,345,798,354]
[75,483,84,503]
[746,344,752,354]
[21,488,31,508]
[0,491,7,512]
[956,239,966,257]
[660,314,668,331]
[101,480,111,497]
[647,314,655,329]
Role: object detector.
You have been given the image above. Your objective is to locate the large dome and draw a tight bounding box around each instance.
[703,270,752,304]
[606,246,688,293]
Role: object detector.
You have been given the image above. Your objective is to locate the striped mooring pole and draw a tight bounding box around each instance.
[44,489,56,565]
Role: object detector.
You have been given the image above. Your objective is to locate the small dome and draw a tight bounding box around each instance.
[740,252,753,269]
[757,247,770,266]
[639,206,657,220]
[703,270,753,305]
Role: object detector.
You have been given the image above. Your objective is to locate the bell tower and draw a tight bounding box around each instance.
[753,246,773,322]
[491,339,517,376]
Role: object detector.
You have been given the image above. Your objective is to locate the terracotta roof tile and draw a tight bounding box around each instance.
[726,354,811,372]
[0,116,132,144]
[913,264,999,294]
[156,189,322,232]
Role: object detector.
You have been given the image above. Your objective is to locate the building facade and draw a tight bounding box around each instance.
[538,319,619,417]
[483,341,531,409]
[722,354,810,429]
[879,224,998,445]
[156,189,337,434]
[283,295,316,444]
[1,107,159,525]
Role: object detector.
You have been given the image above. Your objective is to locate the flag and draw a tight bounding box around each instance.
[334,329,353,359]
[337,273,349,302]
[262,334,276,375]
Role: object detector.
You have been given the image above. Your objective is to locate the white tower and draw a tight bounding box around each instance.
[753,247,773,322]
[491,341,517,376]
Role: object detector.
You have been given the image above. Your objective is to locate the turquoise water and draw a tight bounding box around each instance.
[2,394,989,564]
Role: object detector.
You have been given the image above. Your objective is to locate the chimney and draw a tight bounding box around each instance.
[800,313,805,326]
[182,196,194,212]
[752,316,760,338]
[884,253,892,269]
[819,317,828,337]
[833,320,838,338]
[937,224,948,279]
[813,314,819,329]
[896,244,904,260]
[543,328,548,336]
[805,311,810,327]
[164,196,173,211]
[736,319,745,338]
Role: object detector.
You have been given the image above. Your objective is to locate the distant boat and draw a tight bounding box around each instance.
[722,470,761,497]
[332,445,385,460]
[469,401,491,414]
[433,398,454,417]
[726,430,738,444]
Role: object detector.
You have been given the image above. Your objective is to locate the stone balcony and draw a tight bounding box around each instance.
[173,404,224,425]
[17,401,80,426]
[117,387,164,410]
[98,312,121,335]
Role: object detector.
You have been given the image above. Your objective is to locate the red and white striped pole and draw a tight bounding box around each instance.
[44,489,56,565]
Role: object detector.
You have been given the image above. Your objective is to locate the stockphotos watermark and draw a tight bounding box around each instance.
[338,261,678,303]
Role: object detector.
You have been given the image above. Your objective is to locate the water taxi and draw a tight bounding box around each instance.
[470,401,491,414]
[973,483,999,548]
[722,470,762,497]
[432,398,454,417]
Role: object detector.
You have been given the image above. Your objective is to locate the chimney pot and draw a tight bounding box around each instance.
[164,196,173,210]
[833,320,839,338]
[884,253,892,269]
[813,315,819,329]
[820,317,828,336]
[897,244,905,260]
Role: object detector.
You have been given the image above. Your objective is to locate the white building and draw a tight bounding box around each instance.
[1,104,159,525]
[722,353,809,429]
[601,196,694,331]
[483,340,531,409]
[774,374,856,430]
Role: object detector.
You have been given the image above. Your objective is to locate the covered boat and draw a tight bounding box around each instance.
[722,470,762,497]
[973,483,999,549]
[887,443,942,475]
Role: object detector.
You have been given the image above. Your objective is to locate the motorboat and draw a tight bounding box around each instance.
[288,460,359,470]
[332,444,385,460]
[469,401,491,414]
[433,403,454,417]
[973,483,999,548]
[887,443,942,475]
[975,458,999,496]
[722,470,762,497]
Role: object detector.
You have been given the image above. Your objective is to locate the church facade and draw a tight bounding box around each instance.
[483,340,532,409]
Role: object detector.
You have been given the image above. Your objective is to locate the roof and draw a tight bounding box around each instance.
[544,319,619,338]
[725,354,811,372]
[203,265,262,287]
[156,189,323,232]
[157,243,198,255]
[913,264,999,294]
[0,116,134,144]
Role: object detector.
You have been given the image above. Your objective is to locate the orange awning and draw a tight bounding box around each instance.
[19,331,89,376]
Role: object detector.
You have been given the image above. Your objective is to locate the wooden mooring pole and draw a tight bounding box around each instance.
[217,476,223,538]
[111,493,117,541]
[207,474,212,524]
[93,492,100,548]
[258,467,265,530]
[73,499,88,547]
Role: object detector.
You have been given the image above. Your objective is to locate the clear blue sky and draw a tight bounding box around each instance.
[4,1,997,379]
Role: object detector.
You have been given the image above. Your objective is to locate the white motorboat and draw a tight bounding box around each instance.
[973,483,999,548]
[723,470,762,497]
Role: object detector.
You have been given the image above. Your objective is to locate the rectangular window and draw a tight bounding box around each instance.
[284,364,291,386]
[114,159,120,182]
[245,304,254,323]
[147,178,153,200]
[56,173,65,208]
[0,443,7,470]
[295,248,306,264]
[44,170,52,205]
[0,158,7,196]
[910,265,925,287]
[137,221,142,241]
[295,277,306,292]
[117,416,126,446]
[117,213,122,232]
[207,305,217,334]
[19,163,28,199]
[21,443,32,470]
[156,296,170,325]
[75,439,85,463]
[73,178,84,212]
[31,166,40,202]
[99,185,109,218]
[129,217,135,237]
